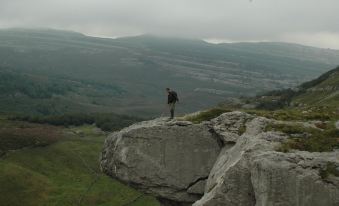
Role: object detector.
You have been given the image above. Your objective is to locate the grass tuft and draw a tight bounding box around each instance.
[245,107,338,121]
[319,162,339,180]
[266,122,339,152]
[185,108,231,123]
[238,124,247,135]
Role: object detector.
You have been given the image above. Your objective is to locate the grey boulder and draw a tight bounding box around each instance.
[101,112,339,206]
[101,118,221,205]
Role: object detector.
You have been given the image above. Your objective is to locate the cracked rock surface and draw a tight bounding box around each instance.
[101,112,339,206]
[101,118,221,205]
[194,113,339,206]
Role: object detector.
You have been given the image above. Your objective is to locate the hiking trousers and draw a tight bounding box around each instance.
[168,103,176,119]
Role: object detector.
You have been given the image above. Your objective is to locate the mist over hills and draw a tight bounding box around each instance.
[1,28,339,117]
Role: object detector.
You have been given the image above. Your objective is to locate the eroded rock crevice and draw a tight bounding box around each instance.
[186,176,208,194]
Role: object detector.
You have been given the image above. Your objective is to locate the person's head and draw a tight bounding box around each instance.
[166,88,170,93]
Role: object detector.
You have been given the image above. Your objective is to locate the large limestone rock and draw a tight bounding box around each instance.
[193,116,274,206]
[101,112,339,206]
[194,114,339,206]
[101,118,221,205]
[251,151,339,206]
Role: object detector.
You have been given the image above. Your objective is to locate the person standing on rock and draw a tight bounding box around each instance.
[166,88,179,119]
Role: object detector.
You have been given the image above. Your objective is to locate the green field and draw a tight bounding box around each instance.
[0,121,159,206]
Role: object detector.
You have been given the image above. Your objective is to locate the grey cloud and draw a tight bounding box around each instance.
[0,0,338,48]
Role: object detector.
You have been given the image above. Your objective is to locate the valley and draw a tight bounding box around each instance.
[1,28,339,117]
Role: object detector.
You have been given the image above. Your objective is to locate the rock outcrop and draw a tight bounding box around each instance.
[101,118,222,205]
[101,112,339,206]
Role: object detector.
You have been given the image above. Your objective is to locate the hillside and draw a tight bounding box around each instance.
[1,28,339,117]
[293,66,339,107]
[0,118,159,206]
[0,67,124,116]
[176,66,339,154]
[246,66,339,112]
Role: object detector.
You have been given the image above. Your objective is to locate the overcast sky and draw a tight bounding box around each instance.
[1,0,339,49]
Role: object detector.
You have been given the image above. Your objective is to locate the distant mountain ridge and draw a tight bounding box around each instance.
[1,28,339,116]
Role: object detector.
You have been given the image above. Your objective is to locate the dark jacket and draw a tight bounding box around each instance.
[168,91,179,104]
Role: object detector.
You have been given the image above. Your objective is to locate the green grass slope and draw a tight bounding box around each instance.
[293,66,339,107]
[0,121,159,206]
[240,66,339,111]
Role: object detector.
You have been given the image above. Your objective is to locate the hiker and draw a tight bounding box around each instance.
[166,88,179,119]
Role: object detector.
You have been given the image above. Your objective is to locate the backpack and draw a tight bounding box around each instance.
[168,91,179,103]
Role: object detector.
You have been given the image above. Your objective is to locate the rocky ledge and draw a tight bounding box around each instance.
[100,111,339,206]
